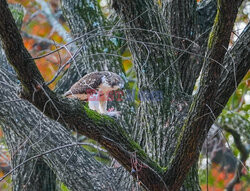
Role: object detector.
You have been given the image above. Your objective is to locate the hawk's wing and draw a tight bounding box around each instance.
[63,72,103,100]
[63,71,124,101]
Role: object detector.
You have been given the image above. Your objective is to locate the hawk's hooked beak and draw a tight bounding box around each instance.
[119,82,124,89]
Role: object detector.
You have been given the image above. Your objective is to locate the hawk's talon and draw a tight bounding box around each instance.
[108,107,115,112]
[105,111,121,118]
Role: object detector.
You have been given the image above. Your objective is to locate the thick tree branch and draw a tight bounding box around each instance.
[1,0,248,190]
[0,40,120,191]
[57,0,124,93]
[170,0,197,47]
[0,5,57,190]
[2,125,57,191]
[112,0,182,170]
[169,0,198,94]
[112,0,178,92]
[173,0,217,95]
[196,0,217,42]
[215,22,250,114]
[0,1,165,190]
[59,0,136,136]
[112,1,201,189]
[0,38,119,189]
[163,0,245,190]
[0,82,118,190]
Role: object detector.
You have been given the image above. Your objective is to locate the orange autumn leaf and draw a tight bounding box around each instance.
[36,58,47,72]
[201,185,223,191]
[12,0,33,6]
[122,59,132,72]
[51,32,63,43]
[7,0,17,3]
[0,171,4,178]
[36,57,59,89]
[202,163,249,191]
[217,172,226,181]
[23,38,35,50]
[32,23,51,37]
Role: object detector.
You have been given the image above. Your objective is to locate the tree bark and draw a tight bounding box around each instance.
[0,72,121,190]
[2,125,56,191]
[0,5,57,191]
[163,0,245,190]
[0,5,122,189]
[0,0,249,190]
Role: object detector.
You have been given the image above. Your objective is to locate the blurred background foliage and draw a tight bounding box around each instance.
[0,0,249,190]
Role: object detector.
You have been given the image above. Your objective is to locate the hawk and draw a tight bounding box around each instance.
[64,71,124,117]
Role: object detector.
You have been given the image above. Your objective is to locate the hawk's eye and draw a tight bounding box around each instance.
[111,82,117,87]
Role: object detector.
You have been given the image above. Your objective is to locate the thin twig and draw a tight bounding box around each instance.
[0,142,93,182]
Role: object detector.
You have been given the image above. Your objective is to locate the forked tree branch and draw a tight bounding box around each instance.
[215,23,250,114]
[163,0,246,190]
[0,0,165,190]
[169,0,198,94]
[0,0,249,190]
[0,32,119,190]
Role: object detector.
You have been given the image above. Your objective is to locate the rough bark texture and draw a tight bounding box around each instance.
[0,5,57,191]
[0,5,123,190]
[113,0,180,165]
[56,0,124,93]
[0,73,121,190]
[3,126,57,191]
[215,23,250,114]
[0,0,249,190]
[163,0,246,190]
[59,0,135,139]
[0,1,165,190]
[169,0,198,94]
[0,77,57,191]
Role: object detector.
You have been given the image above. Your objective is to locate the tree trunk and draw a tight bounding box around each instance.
[2,125,56,191]
[0,0,249,190]
[0,5,57,191]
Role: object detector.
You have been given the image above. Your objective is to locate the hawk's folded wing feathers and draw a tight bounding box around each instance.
[64,71,124,101]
